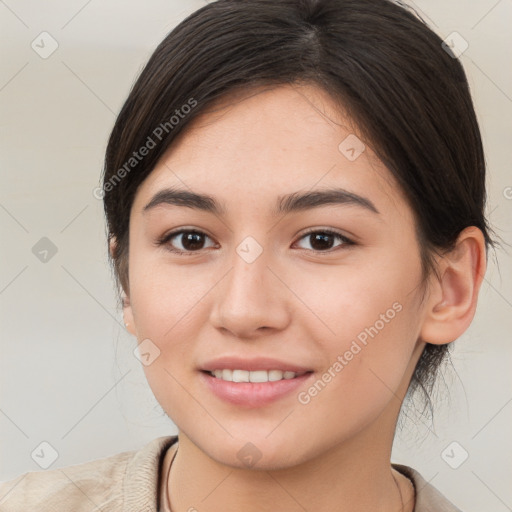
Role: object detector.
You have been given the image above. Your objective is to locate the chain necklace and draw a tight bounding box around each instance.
[164,446,177,512]
[392,471,405,512]
[165,449,409,512]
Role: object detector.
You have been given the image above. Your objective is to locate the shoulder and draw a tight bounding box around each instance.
[0,435,178,512]
[393,464,463,512]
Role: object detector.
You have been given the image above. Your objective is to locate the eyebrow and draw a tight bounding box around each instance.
[142,186,379,216]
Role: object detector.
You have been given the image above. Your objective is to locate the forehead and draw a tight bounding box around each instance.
[132,83,408,219]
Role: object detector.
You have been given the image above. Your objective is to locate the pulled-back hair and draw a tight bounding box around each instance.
[102,0,495,414]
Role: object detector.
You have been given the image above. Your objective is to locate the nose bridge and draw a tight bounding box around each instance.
[210,236,290,336]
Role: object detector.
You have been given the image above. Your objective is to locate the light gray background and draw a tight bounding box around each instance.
[1,1,511,510]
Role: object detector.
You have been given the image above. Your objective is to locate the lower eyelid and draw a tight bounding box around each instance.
[294,231,352,251]
[166,230,216,251]
[160,229,353,253]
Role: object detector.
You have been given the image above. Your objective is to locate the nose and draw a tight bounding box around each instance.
[209,244,291,339]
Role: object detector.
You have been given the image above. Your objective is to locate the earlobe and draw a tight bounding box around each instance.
[123,295,136,336]
[111,236,136,336]
[420,227,486,345]
[109,236,117,259]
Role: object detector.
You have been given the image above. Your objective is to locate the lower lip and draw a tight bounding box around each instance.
[200,371,314,408]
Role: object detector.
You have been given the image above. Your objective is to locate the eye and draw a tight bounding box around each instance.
[157,229,216,254]
[157,227,353,255]
[294,229,353,252]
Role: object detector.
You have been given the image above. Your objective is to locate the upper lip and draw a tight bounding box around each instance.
[200,356,313,373]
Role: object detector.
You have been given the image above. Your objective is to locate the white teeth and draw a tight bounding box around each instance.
[232,370,250,382]
[209,369,300,382]
[249,370,268,383]
[268,370,284,381]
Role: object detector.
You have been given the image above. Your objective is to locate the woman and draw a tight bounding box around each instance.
[0,0,494,510]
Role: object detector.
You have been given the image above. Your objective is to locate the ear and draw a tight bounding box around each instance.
[419,226,487,345]
[122,294,137,336]
[109,237,137,336]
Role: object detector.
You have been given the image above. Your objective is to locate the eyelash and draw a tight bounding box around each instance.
[156,228,354,256]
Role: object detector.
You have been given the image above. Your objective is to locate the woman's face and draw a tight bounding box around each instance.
[124,83,429,468]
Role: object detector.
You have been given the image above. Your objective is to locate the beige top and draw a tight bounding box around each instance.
[0,435,462,511]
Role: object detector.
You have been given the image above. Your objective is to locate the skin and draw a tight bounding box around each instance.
[117,83,486,512]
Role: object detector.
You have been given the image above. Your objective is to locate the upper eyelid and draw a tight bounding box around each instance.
[163,227,350,240]
[161,227,352,251]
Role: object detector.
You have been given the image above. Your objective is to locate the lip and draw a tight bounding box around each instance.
[199,356,312,373]
[198,357,314,408]
[200,371,314,408]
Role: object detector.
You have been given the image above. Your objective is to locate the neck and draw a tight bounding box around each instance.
[167,412,414,512]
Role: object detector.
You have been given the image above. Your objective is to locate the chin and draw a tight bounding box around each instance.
[187,427,318,471]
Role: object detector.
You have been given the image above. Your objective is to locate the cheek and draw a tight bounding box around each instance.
[127,255,219,400]
[292,255,422,410]
[292,250,421,347]
[129,254,208,339]
[292,301,420,446]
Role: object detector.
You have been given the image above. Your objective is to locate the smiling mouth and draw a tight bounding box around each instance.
[203,369,312,383]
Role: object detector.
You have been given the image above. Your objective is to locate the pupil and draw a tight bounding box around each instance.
[179,232,335,251]
[183,232,203,250]
[311,233,333,251]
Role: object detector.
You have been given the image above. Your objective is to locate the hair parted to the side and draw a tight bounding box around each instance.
[101,0,495,416]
